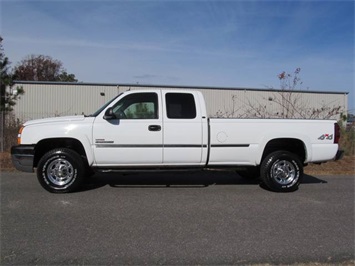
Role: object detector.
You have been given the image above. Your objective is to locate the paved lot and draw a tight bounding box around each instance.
[1,171,354,265]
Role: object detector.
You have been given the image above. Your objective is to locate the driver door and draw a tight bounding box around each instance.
[92,91,163,166]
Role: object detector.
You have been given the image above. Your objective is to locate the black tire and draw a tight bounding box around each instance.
[260,151,303,192]
[37,148,85,193]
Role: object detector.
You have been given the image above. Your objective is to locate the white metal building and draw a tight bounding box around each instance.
[11,81,348,122]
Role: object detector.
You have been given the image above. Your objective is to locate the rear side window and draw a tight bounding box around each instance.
[166,93,196,119]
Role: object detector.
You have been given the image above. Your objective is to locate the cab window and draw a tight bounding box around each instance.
[166,93,196,119]
[112,93,158,119]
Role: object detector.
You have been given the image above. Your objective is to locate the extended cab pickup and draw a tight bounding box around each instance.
[11,89,343,193]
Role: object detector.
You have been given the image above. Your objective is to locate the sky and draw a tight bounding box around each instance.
[1,0,354,112]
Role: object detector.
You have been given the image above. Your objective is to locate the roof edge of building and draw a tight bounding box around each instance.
[13,80,349,95]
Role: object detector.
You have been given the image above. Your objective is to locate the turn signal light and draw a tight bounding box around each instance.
[17,126,24,144]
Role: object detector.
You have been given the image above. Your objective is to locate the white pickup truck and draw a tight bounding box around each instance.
[11,89,343,193]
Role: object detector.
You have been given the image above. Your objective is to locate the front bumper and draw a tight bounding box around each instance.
[335,149,344,161]
[11,145,35,173]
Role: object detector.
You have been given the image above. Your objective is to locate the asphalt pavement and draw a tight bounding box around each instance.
[1,171,354,265]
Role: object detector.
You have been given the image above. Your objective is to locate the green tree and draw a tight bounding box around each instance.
[0,36,24,112]
[13,54,77,82]
[57,71,77,82]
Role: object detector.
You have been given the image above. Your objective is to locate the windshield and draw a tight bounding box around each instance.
[87,93,122,117]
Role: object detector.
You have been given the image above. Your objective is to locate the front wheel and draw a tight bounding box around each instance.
[37,148,85,193]
[260,151,303,192]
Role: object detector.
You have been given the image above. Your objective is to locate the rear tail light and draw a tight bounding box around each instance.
[334,123,341,144]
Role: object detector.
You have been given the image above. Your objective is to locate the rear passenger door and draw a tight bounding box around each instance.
[162,92,204,165]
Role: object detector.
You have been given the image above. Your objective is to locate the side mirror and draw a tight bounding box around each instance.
[103,107,117,120]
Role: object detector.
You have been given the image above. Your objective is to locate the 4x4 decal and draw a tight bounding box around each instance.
[318,134,333,140]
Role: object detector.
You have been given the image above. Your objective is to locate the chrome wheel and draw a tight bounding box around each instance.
[271,160,297,186]
[261,151,303,192]
[37,148,85,193]
[46,158,74,186]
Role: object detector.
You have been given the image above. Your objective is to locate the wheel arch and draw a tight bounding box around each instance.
[261,138,306,164]
[34,138,89,168]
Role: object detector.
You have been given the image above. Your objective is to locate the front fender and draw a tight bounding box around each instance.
[20,119,95,166]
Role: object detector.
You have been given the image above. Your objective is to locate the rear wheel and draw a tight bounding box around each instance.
[260,151,303,192]
[37,148,85,193]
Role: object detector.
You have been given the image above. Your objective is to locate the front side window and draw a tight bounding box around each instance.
[166,93,196,119]
[112,93,158,119]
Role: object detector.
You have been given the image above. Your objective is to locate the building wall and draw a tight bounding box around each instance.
[13,83,119,121]
[12,82,348,122]
[118,85,348,119]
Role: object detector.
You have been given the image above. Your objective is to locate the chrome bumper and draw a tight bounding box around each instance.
[11,145,35,172]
